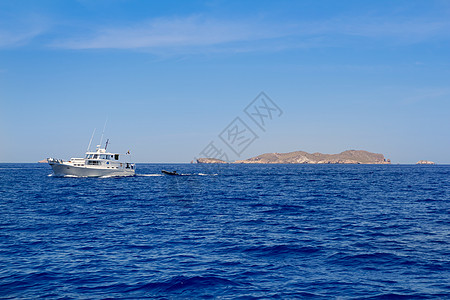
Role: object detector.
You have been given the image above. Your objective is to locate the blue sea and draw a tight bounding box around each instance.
[0,163,449,299]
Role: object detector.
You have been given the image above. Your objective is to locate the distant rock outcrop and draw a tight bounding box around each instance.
[416,160,435,165]
[196,158,228,164]
[234,150,391,164]
[38,159,48,163]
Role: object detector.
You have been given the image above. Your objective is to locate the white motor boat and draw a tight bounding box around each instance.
[48,141,135,177]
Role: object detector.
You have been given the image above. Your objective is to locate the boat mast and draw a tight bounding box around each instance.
[105,139,109,151]
[99,119,108,148]
[87,128,96,152]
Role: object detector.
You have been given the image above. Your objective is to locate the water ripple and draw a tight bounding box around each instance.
[0,163,449,298]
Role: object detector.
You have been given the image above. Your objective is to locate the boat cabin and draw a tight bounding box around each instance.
[84,153,119,160]
[80,148,133,169]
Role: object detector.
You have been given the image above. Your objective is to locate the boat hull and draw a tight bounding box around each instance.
[49,163,135,177]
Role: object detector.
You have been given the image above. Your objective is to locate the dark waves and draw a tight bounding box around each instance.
[0,163,449,298]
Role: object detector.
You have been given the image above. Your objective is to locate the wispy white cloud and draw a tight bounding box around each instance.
[0,13,49,48]
[401,87,450,105]
[0,27,44,48]
[2,11,449,53]
[51,16,286,50]
[329,17,450,43]
[49,14,450,53]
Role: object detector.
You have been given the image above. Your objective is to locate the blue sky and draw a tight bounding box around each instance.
[1,0,449,163]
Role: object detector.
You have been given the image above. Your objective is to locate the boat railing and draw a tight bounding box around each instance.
[48,158,64,164]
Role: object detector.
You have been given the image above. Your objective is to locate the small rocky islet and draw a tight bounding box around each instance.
[416,160,435,165]
[197,150,391,164]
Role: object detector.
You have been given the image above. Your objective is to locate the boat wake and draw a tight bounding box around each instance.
[49,173,218,178]
[136,174,164,177]
[137,173,218,177]
[48,174,82,178]
[163,173,218,176]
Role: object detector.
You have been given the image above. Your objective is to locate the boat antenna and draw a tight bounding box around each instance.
[99,118,108,148]
[105,139,109,151]
[87,128,96,152]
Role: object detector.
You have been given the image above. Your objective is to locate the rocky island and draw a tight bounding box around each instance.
[416,160,435,165]
[197,150,391,164]
[196,157,228,164]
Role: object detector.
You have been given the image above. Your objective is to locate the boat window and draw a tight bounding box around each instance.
[93,154,98,159]
[100,154,107,159]
[87,160,100,165]
[114,154,119,160]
